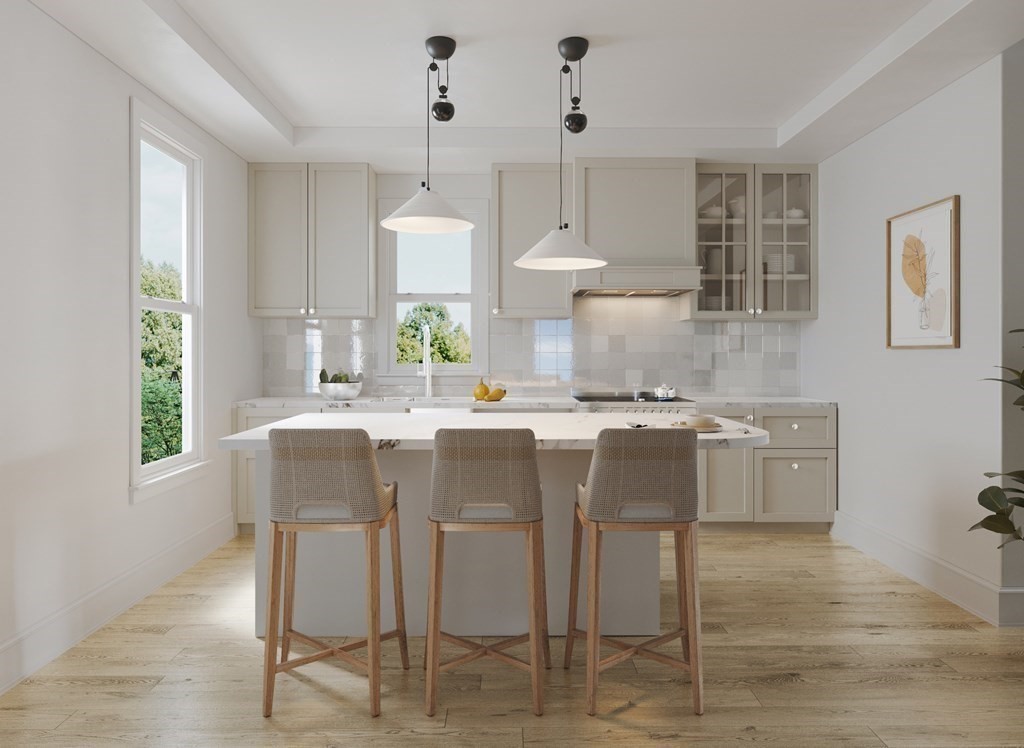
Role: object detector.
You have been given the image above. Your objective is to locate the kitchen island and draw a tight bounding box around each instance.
[220,411,768,637]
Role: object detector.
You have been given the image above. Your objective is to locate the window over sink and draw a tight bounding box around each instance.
[376,198,489,382]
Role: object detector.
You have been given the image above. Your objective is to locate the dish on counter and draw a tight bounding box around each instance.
[671,421,723,433]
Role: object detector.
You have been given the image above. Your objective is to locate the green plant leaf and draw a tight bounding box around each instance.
[1015,394,1024,407]
[1009,329,1024,333]
[998,534,1023,548]
[983,471,1024,485]
[969,515,1017,534]
[982,377,1024,389]
[995,366,1023,378]
[978,486,1010,513]
[1008,495,1024,508]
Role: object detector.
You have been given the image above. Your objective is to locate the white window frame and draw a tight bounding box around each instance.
[375,198,489,384]
[130,98,207,502]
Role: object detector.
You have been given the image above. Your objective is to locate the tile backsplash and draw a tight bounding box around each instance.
[262,297,799,397]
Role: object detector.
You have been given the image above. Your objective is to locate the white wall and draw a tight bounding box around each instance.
[803,58,1006,622]
[0,0,261,692]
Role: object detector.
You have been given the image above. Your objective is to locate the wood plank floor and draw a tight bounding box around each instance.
[3,531,1024,746]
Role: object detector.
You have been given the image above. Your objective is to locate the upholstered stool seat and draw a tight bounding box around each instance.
[424,428,550,716]
[564,428,704,716]
[263,428,409,718]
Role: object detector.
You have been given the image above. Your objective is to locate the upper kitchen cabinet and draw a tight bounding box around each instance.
[683,162,817,320]
[755,164,817,319]
[689,163,756,320]
[490,164,572,318]
[573,158,697,266]
[249,163,376,318]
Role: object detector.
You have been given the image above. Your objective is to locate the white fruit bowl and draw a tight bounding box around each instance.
[319,382,363,400]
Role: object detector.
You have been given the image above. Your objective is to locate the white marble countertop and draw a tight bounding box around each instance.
[234,394,835,409]
[219,411,769,451]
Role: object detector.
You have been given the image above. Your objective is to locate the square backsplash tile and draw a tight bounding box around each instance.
[261,301,801,397]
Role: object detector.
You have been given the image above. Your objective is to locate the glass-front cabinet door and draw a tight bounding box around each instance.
[693,163,755,318]
[754,165,817,318]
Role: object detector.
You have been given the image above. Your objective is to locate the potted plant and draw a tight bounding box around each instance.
[970,329,1024,546]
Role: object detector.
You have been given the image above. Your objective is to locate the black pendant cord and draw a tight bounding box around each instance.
[425,62,432,190]
[559,63,564,230]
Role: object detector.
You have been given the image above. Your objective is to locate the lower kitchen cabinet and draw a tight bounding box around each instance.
[698,407,756,521]
[698,405,837,523]
[755,448,836,522]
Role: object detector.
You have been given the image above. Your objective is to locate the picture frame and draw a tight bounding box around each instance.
[886,195,960,349]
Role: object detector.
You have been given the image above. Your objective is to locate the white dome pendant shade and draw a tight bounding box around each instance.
[379,183,473,234]
[514,226,606,270]
[514,36,606,272]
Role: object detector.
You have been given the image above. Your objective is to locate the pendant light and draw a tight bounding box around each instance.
[514,36,605,271]
[380,36,473,234]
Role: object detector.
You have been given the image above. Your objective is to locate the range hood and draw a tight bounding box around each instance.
[571,265,702,297]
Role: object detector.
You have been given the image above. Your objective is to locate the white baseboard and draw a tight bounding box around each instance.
[831,511,1008,625]
[0,512,235,695]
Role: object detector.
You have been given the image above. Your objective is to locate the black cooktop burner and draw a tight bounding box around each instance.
[572,393,693,403]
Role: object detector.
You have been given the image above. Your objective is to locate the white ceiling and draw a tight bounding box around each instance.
[27,0,1024,171]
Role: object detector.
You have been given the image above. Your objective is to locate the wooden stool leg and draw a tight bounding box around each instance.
[674,529,688,661]
[534,521,551,669]
[365,522,382,717]
[262,522,284,718]
[388,508,410,670]
[563,507,583,669]
[526,523,544,716]
[425,521,445,717]
[682,523,704,715]
[281,530,297,662]
[585,521,603,716]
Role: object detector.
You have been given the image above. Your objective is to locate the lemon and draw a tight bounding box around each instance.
[473,378,490,401]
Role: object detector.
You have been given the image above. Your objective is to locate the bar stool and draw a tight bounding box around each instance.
[263,428,409,718]
[564,428,703,716]
[424,428,550,717]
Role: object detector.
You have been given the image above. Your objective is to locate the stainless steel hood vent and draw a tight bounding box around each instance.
[571,265,701,297]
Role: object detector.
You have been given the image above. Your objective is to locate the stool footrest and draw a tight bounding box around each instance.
[570,627,692,673]
[277,628,402,675]
[438,630,534,674]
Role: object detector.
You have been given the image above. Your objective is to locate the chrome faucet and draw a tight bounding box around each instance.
[419,324,433,398]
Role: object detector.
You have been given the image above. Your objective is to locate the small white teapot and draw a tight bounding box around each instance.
[654,384,676,400]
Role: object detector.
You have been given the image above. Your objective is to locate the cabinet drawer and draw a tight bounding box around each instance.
[754,449,835,522]
[755,407,835,448]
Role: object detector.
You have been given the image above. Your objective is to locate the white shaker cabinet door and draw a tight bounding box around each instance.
[308,163,376,318]
[249,163,308,317]
[490,164,573,318]
[754,449,836,522]
[698,407,755,521]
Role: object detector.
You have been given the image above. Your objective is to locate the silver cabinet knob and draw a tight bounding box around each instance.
[492,308,500,315]
[745,415,754,422]
[791,463,799,470]
[747,308,755,316]
[791,423,800,430]
[755,308,763,315]
[309,308,315,315]
[299,307,306,315]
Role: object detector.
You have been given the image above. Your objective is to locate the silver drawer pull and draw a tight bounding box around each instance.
[791,463,799,470]
[309,307,316,315]
[299,307,306,315]
[791,423,800,430]
[745,415,754,422]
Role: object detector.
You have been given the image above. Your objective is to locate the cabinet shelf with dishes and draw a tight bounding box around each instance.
[684,163,817,320]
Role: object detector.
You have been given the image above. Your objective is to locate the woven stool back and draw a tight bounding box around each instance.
[269,428,394,524]
[579,428,698,523]
[429,429,542,523]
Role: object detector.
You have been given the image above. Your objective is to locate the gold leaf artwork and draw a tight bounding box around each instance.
[901,234,927,298]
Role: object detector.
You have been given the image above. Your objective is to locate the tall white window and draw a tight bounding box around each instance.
[130,99,204,498]
[376,198,489,381]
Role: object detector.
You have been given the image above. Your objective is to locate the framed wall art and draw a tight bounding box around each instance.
[886,195,960,349]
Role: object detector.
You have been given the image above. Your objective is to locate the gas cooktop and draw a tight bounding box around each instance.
[571,392,693,403]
